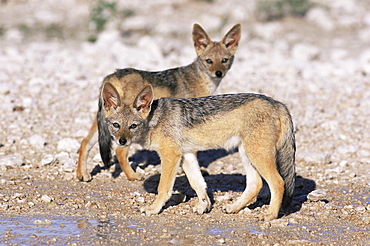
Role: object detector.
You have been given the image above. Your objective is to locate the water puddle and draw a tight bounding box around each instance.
[1,214,367,244]
[0,216,110,245]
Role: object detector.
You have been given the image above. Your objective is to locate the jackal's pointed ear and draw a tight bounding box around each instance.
[193,23,211,55]
[102,82,121,111]
[222,24,241,54]
[134,85,154,114]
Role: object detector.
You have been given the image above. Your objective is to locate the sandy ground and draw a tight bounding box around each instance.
[0,0,369,245]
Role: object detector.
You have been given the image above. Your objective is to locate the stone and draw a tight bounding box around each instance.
[29,134,46,149]
[41,195,53,203]
[307,189,327,202]
[0,155,23,168]
[57,138,80,153]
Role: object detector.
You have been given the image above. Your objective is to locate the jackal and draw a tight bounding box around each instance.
[77,23,241,181]
[105,84,296,221]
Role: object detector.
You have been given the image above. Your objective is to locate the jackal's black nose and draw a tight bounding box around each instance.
[215,71,223,78]
[119,138,127,145]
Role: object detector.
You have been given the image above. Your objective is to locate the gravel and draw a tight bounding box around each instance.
[0,0,369,245]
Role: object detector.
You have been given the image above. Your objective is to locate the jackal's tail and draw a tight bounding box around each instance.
[276,103,296,209]
[97,98,112,167]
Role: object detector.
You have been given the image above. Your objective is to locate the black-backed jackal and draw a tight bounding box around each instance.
[76,23,241,182]
[104,84,296,221]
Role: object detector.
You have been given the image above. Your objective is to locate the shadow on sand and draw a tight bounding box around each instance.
[90,148,316,217]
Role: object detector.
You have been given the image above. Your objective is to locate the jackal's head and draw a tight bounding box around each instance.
[102,83,153,148]
[193,23,241,80]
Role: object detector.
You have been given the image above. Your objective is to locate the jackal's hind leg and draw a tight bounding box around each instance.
[224,145,263,213]
[182,153,211,214]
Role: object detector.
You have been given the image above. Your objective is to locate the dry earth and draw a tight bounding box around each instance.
[0,0,369,245]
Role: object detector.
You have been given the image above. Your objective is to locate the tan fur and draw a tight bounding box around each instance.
[76,23,241,182]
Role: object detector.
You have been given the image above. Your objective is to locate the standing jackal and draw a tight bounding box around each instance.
[105,84,296,221]
[77,23,241,182]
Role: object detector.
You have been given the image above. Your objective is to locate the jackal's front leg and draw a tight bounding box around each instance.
[141,146,182,216]
[116,147,143,181]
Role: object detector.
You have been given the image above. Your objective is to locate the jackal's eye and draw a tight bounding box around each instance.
[221,58,228,63]
[112,122,120,128]
[205,59,213,64]
[129,123,137,129]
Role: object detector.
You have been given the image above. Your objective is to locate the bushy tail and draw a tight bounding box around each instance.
[97,98,112,167]
[276,104,296,209]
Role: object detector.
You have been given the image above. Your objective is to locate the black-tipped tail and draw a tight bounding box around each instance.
[277,105,296,209]
[97,99,112,167]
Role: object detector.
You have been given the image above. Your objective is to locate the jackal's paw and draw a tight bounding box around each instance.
[257,212,277,221]
[129,172,144,181]
[140,205,161,216]
[193,200,211,214]
[77,172,92,182]
[223,203,240,214]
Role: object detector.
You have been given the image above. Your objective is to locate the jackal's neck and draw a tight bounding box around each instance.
[186,58,221,95]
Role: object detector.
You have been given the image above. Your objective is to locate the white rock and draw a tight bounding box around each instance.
[357,149,370,157]
[359,49,370,74]
[40,195,53,203]
[92,153,102,162]
[4,29,24,43]
[22,97,35,108]
[41,154,54,166]
[252,22,283,40]
[122,15,152,32]
[33,219,52,225]
[95,29,121,48]
[330,49,348,61]
[0,155,23,167]
[137,35,163,62]
[297,151,328,163]
[291,43,320,61]
[57,138,80,153]
[337,145,357,155]
[358,27,370,42]
[0,82,16,94]
[29,134,46,149]
[364,13,370,26]
[215,193,232,203]
[306,7,334,31]
[355,206,366,213]
[55,152,75,171]
[307,189,327,202]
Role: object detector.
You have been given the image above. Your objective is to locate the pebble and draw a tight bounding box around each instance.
[307,189,327,202]
[28,135,47,149]
[269,219,289,227]
[306,7,335,31]
[55,152,75,171]
[0,155,23,168]
[291,43,320,61]
[355,206,366,213]
[41,195,53,203]
[57,138,80,153]
[41,154,54,166]
[215,193,232,203]
[33,219,52,226]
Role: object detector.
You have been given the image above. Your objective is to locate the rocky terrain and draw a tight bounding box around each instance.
[0,0,369,245]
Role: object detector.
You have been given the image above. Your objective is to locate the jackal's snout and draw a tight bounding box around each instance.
[119,138,127,146]
[215,70,223,78]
